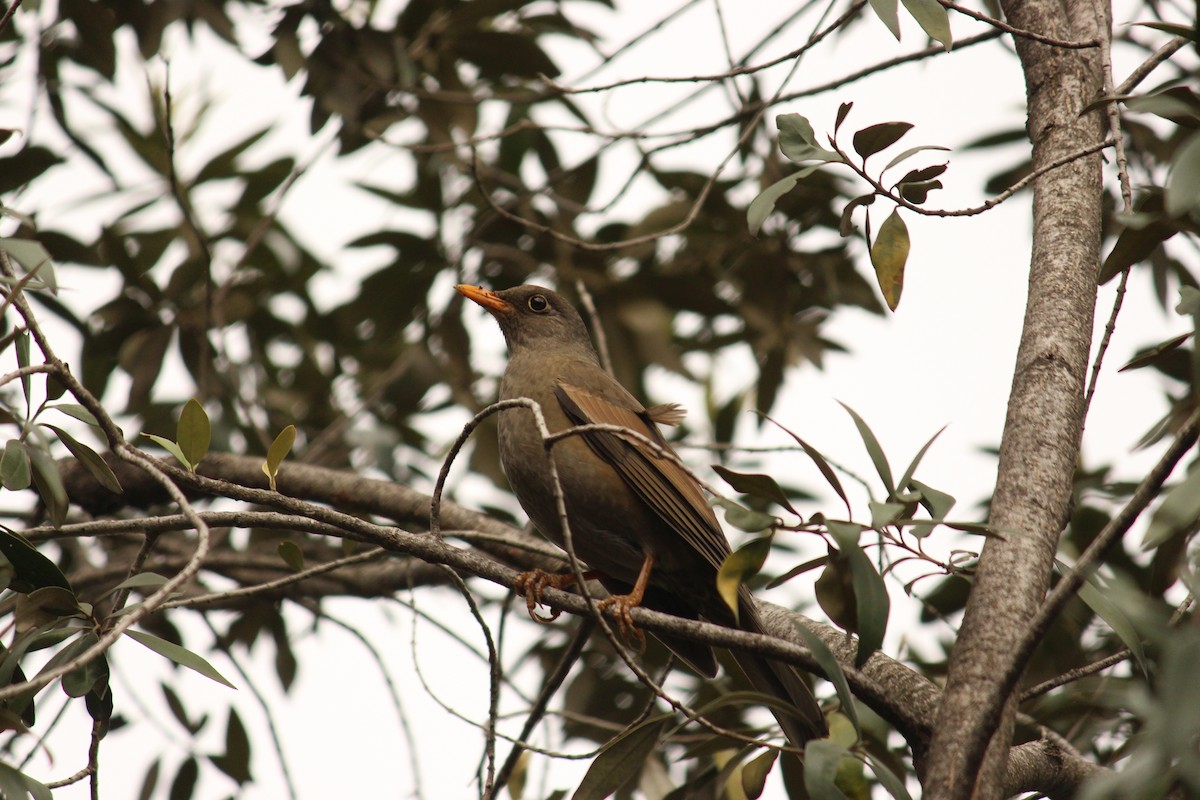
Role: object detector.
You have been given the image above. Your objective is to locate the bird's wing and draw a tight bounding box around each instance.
[556,383,730,572]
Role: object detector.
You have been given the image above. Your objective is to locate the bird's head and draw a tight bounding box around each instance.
[455,284,595,356]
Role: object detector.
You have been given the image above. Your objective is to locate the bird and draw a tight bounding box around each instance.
[455,283,827,752]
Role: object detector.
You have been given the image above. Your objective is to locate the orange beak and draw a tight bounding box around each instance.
[455,284,513,314]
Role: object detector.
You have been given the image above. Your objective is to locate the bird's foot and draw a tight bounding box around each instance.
[597,594,647,650]
[513,569,572,623]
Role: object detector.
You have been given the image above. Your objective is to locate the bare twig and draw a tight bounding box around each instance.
[940,0,1100,47]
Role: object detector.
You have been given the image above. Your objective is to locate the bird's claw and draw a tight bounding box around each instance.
[597,594,646,650]
[514,569,565,623]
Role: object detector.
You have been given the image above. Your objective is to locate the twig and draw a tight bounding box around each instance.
[573,280,614,377]
[1114,35,1189,95]
[493,619,595,792]
[0,0,23,37]
[202,616,299,800]
[939,0,1099,48]
[159,547,387,610]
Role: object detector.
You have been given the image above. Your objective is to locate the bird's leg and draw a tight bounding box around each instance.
[514,569,598,623]
[597,553,655,647]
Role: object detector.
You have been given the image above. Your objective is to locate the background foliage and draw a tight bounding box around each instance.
[0,0,1197,797]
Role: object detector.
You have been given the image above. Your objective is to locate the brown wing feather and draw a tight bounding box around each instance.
[556,383,730,573]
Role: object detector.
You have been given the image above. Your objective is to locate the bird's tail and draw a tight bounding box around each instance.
[731,603,827,751]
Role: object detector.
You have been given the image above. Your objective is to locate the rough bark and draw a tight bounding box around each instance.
[922,0,1107,796]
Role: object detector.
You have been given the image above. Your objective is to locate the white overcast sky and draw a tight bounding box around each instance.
[3,0,1193,797]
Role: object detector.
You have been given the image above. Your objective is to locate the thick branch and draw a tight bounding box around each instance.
[923,0,1107,797]
[55,450,1100,795]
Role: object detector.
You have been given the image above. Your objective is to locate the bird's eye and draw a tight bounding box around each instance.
[528,294,549,313]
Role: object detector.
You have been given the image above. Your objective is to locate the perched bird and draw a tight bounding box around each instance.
[456,283,827,750]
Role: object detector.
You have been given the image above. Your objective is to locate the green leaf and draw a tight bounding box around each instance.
[278,540,305,571]
[43,425,121,493]
[261,424,296,491]
[760,414,852,515]
[845,546,889,666]
[1142,464,1200,550]
[901,0,952,50]
[869,208,909,310]
[1119,333,1190,372]
[827,522,890,665]
[869,501,906,528]
[711,497,777,533]
[210,709,253,785]
[853,122,914,160]
[176,399,210,472]
[124,629,236,689]
[896,426,947,492]
[804,739,852,799]
[712,465,799,515]
[767,555,826,589]
[572,716,668,800]
[0,762,52,800]
[1074,569,1148,677]
[717,537,772,621]
[834,102,853,133]
[867,0,901,39]
[1167,133,1200,217]
[453,31,561,79]
[25,585,82,616]
[46,402,100,427]
[777,114,843,164]
[110,572,169,593]
[1125,87,1200,127]
[865,752,915,800]
[27,446,69,528]
[61,633,106,698]
[839,193,877,237]
[1131,20,1196,37]
[838,403,895,494]
[168,757,198,800]
[794,623,857,735]
[0,238,58,294]
[1,439,31,490]
[910,479,955,518]
[0,529,70,593]
[747,164,828,234]
[15,330,31,409]
[143,434,191,469]
[741,749,778,799]
[816,550,857,633]
[883,145,951,172]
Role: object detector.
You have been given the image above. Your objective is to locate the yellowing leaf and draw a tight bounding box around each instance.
[716,537,772,622]
[870,208,909,310]
[261,425,296,491]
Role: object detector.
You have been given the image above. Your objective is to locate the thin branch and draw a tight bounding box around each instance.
[320,611,426,799]
[835,137,1116,218]
[470,1,868,252]
[0,263,212,705]
[0,0,23,37]
[1021,594,1195,701]
[1114,35,1189,95]
[159,547,388,610]
[573,280,614,378]
[940,0,1100,47]
[493,619,595,792]
[945,410,1200,785]
[202,616,299,800]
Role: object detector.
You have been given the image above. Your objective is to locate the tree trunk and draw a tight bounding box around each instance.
[922,0,1107,796]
